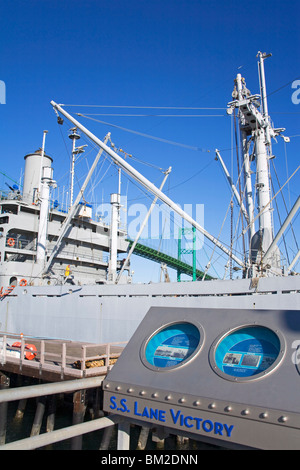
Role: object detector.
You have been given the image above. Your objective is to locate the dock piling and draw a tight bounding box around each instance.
[99,425,114,450]
[14,399,27,421]
[30,395,47,436]
[136,426,150,450]
[152,428,166,450]
[71,390,87,450]
[46,394,57,433]
[0,373,10,445]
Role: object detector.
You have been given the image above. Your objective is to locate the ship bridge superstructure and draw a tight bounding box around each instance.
[0,146,129,288]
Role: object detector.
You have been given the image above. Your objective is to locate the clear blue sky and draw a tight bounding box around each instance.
[0,0,299,280]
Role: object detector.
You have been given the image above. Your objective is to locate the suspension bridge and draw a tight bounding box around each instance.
[127,238,215,281]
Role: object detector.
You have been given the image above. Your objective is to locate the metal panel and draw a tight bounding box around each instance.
[103,306,300,449]
[1,276,299,343]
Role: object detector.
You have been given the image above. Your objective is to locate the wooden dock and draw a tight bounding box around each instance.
[0,332,126,382]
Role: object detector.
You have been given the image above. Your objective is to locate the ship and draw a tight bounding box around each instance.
[0,51,299,345]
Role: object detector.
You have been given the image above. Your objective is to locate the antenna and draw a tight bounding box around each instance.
[257,52,272,118]
[68,127,86,207]
[38,130,48,194]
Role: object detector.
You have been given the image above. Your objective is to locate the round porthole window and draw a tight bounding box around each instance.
[210,325,285,382]
[294,343,300,375]
[141,322,203,371]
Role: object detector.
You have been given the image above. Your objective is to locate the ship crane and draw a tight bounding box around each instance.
[50,53,299,279]
[50,101,246,272]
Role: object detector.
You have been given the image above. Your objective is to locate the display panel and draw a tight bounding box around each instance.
[143,322,202,370]
[211,325,284,381]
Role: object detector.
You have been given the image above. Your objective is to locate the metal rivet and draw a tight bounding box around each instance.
[140,390,146,396]
[116,386,121,391]
[105,383,110,389]
[194,400,201,406]
[152,393,159,398]
[209,403,216,409]
[127,388,134,393]
[279,416,288,423]
[260,412,268,419]
[179,398,186,403]
[225,406,232,412]
[165,395,172,401]
[242,409,250,415]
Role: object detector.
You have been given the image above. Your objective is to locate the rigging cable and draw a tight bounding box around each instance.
[78,113,225,117]
[271,159,299,252]
[241,164,300,237]
[233,108,246,263]
[108,135,165,172]
[270,176,290,265]
[75,113,212,153]
[60,104,226,109]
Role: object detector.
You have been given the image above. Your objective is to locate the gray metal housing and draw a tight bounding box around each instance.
[103,304,300,449]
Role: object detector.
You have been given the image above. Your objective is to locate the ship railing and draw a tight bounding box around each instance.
[4,236,110,264]
[0,333,126,379]
[0,191,9,201]
[48,248,110,265]
[5,235,36,251]
[0,190,22,202]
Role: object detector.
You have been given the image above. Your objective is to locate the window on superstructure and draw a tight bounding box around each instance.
[9,277,17,287]
[2,204,18,215]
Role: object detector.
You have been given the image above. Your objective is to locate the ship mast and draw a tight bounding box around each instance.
[68,127,80,208]
[255,52,274,254]
[228,52,286,276]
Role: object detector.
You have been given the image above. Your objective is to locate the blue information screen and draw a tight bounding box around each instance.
[214,326,280,378]
[145,323,200,368]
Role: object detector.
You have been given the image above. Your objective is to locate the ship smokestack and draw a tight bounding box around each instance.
[23,148,53,204]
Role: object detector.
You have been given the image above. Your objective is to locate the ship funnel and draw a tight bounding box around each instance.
[23,149,53,203]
